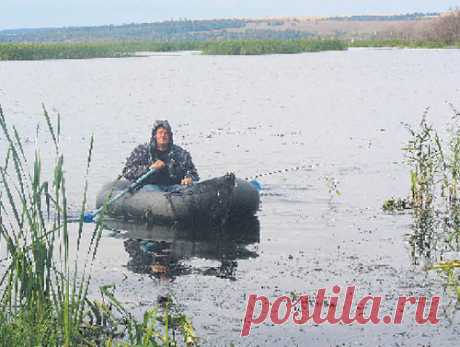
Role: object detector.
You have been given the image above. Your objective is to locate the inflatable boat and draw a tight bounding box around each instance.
[95,173,260,225]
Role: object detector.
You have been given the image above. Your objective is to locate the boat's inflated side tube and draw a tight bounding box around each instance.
[96,174,259,224]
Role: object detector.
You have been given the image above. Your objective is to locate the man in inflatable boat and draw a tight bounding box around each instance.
[121,120,199,192]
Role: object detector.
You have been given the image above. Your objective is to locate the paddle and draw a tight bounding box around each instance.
[248,179,262,192]
[82,168,157,223]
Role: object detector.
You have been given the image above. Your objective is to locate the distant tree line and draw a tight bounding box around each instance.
[0,26,316,43]
[1,12,458,51]
[327,12,439,22]
[0,14,446,43]
[0,19,248,43]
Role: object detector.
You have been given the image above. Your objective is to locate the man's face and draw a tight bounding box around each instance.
[155,127,170,147]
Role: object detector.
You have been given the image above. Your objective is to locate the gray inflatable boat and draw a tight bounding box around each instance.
[96,173,260,225]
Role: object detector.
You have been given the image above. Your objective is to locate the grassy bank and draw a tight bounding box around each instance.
[201,39,347,55]
[0,41,205,60]
[0,106,197,346]
[349,39,460,49]
[0,39,346,60]
[1,39,459,60]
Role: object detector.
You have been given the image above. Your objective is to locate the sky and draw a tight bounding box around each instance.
[1,0,459,30]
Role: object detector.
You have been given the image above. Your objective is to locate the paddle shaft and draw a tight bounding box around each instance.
[90,168,157,219]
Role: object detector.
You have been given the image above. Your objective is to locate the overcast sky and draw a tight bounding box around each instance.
[1,0,459,30]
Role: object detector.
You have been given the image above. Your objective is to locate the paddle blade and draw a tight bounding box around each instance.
[249,179,262,192]
[83,211,96,223]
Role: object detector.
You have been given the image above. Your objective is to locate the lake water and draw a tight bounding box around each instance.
[1,48,460,345]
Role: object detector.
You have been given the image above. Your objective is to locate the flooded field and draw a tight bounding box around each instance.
[1,48,460,345]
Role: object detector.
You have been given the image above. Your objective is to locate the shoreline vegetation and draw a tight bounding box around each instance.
[382,104,460,300]
[0,39,459,60]
[1,9,458,60]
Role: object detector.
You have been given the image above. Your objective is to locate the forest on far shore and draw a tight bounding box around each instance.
[0,12,448,43]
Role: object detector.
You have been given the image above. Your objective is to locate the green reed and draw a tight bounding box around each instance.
[0,104,89,345]
[431,260,460,301]
[0,106,197,346]
[384,107,460,213]
[389,105,460,301]
[0,39,346,60]
[201,39,347,55]
[404,110,442,209]
[0,41,206,60]
[1,39,459,61]
[348,39,457,49]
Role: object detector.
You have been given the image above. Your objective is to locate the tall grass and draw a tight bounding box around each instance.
[1,42,120,60]
[0,41,205,60]
[1,38,459,61]
[385,105,460,302]
[0,39,347,60]
[0,42,129,60]
[348,39,456,49]
[403,107,460,214]
[0,106,197,346]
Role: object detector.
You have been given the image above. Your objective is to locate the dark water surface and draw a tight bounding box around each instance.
[1,48,460,345]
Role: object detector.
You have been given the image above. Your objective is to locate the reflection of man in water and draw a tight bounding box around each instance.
[123,239,185,280]
[123,238,239,280]
[120,217,260,280]
[122,120,199,192]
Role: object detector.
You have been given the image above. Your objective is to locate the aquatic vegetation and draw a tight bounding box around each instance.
[348,39,457,49]
[0,39,347,60]
[84,288,197,346]
[0,106,197,346]
[1,38,459,61]
[405,108,460,213]
[386,104,460,300]
[382,197,411,212]
[201,39,347,55]
[0,41,205,60]
[384,106,460,213]
[404,111,441,209]
[324,176,341,197]
[0,42,128,60]
[431,261,460,301]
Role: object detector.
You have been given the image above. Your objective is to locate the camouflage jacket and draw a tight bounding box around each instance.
[121,143,199,186]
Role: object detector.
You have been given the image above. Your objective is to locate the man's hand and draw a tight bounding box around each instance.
[181,176,193,185]
[150,160,165,170]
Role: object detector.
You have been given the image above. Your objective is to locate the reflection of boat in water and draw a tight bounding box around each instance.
[103,217,260,280]
[96,174,260,226]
